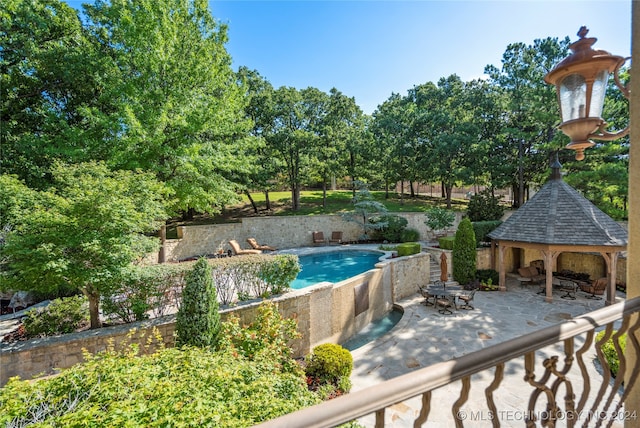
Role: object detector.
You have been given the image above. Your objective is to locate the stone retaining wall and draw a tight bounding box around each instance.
[0,252,430,386]
[158,213,463,262]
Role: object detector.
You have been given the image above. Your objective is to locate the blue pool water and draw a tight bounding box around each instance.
[341,308,404,351]
[290,250,383,289]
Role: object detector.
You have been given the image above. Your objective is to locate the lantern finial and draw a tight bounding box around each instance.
[577,26,589,39]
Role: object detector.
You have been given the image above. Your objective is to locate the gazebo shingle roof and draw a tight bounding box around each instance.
[488,175,628,247]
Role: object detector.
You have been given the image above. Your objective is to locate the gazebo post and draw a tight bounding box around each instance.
[542,250,560,303]
[600,251,619,305]
[498,244,507,292]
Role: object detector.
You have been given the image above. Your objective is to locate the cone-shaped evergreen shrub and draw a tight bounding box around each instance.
[176,258,220,348]
[452,217,477,285]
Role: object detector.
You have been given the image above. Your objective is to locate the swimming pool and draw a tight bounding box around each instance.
[290,249,384,289]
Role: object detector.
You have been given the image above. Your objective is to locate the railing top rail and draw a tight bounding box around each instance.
[256,296,640,428]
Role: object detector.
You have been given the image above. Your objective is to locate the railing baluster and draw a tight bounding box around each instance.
[413,391,431,427]
[375,409,385,428]
[604,314,640,428]
[485,363,504,428]
[452,376,470,428]
[575,330,594,415]
[586,324,615,426]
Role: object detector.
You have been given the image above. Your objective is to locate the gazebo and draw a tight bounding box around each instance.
[488,158,627,304]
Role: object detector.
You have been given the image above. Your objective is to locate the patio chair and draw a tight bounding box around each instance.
[329,231,343,244]
[458,289,477,310]
[246,238,276,251]
[580,277,607,299]
[312,231,327,245]
[228,239,262,255]
[436,296,454,315]
[418,285,436,307]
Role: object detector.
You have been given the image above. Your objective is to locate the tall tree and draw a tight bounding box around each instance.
[265,86,327,211]
[0,162,170,329]
[1,0,121,189]
[236,67,280,213]
[485,37,570,206]
[84,0,251,218]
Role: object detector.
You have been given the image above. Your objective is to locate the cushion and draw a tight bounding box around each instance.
[518,267,530,277]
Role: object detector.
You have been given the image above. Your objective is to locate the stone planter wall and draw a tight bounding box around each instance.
[0,252,429,386]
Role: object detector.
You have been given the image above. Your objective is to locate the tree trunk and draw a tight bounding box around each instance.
[158,225,166,264]
[445,184,453,209]
[85,290,102,329]
[409,181,415,198]
[181,208,196,221]
[264,190,271,211]
[245,190,258,214]
[322,181,327,209]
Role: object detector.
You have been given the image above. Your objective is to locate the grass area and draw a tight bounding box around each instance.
[237,190,468,216]
[165,189,469,237]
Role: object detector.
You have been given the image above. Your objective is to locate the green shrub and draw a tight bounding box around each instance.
[22,295,89,338]
[596,330,627,378]
[0,341,319,427]
[397,242,421,256]
[175,258,220,348]
[102,263,190,323]
[476,269,499,285]
[371,214,408,242]
[305,343,353,394]
[424,207,455,234]
[467,189,504,221]
[452,218,477,285]
[209,254,300,304]
[400,228,420,242]
[219,301,301,373]
[438,236,455,250]
[472,220,502,247]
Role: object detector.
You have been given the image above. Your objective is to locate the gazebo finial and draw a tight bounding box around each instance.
[550,151,562,180]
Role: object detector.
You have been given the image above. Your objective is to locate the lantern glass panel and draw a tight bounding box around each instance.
[559,73,587,121]
[589,69,609,119]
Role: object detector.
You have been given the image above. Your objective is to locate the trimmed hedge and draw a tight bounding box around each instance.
[472,220,502,246]
[397,242,421,257]
[438,236,455,250]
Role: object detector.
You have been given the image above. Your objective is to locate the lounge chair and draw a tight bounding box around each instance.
[329,231,343,244]
[516,266,546,286]
[246,238,276,251]
[580,277,607,299]
[312,231,327,245]
[229,239,262,255]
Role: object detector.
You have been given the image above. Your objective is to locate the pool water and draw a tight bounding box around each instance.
[290,250,382,289]
[341,308,404,351]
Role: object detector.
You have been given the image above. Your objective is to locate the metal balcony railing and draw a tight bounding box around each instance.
[257,296,640,428]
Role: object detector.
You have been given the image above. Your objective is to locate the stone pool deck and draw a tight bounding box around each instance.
[348,277,628,427]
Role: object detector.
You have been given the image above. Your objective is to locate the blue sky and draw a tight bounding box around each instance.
[211,0,632,114]
[64,1,632,115]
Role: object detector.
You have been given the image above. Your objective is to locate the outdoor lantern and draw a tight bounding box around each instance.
[545,26,629,160]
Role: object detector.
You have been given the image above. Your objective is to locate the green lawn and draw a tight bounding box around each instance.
[237,190,468,217]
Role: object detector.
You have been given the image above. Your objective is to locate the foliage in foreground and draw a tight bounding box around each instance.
[596,330,627,378]
[176,258,220,348]
[0,304,322,427]
[0,343,318,427]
